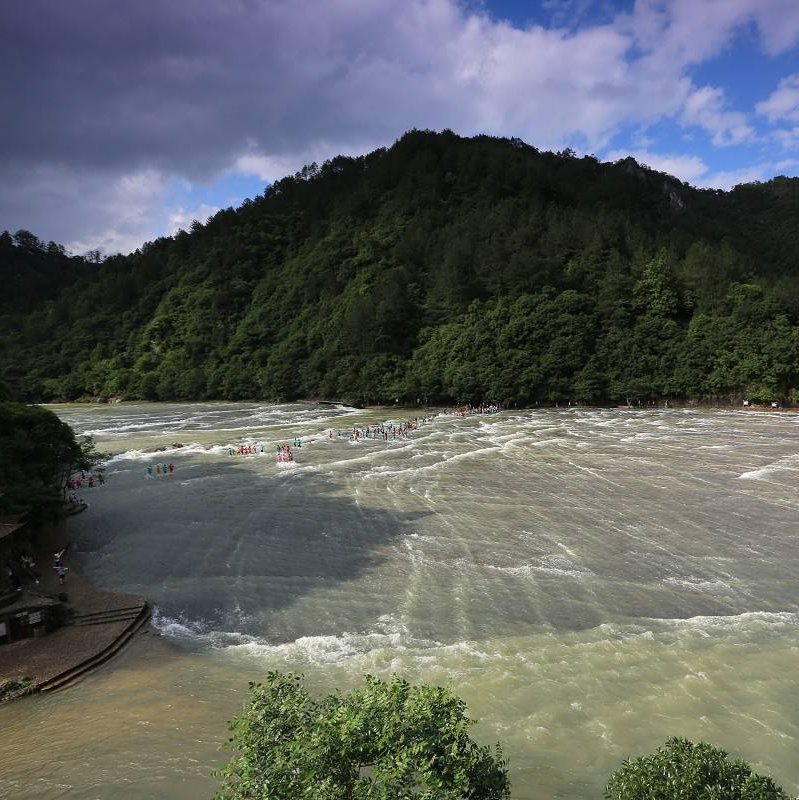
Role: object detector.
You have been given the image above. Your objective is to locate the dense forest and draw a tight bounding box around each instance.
[3,129,799,407]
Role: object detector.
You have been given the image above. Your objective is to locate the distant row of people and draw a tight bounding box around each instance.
[228,444,265,455]
[145,463,175,476]
[453,403,502,417]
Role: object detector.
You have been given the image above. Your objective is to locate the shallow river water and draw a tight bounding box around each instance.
[2,403,799,799]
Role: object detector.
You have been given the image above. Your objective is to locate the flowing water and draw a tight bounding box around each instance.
[2,403,799,799]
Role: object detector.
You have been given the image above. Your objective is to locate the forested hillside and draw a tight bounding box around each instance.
[3,130,799,406]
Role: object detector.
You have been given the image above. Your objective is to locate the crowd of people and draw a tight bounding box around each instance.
[225,439,304,458]
[452,403,503,417]
[66,470,105,490]
[66,469,107,507]
[328,415,434,443]
[276,445,294,463]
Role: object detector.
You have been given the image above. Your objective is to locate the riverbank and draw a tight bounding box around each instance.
[45,397,799,415]
[0,514,152,702]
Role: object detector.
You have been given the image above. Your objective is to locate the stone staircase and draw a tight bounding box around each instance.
[38,602,151,693]
[66,605,146,627]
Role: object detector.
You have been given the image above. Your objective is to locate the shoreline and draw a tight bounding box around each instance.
[0,513,152,702]
[40,396,799,414]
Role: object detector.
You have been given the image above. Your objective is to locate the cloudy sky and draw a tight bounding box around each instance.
[2,0,799,255]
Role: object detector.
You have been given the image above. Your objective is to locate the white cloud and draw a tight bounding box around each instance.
[773,127,799,149]
[166,203,221,236]
[625,0,799,66]
[756,75,799,150]
[0,165,170,256]
[604,148,709,182]
[756,73,799,123]
[231,138,377,184]
[680,86,756,146]
[233,153,294,184]
[697,163,772,190]
[746,0,799,55]
[602,147,797,191]
[3,164,227,256]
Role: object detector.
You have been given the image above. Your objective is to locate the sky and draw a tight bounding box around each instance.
[2,0,799,256]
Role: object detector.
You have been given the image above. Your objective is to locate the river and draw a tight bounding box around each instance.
[1,403,798,798]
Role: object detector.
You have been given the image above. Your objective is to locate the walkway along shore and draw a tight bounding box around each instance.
[0,515,152,703]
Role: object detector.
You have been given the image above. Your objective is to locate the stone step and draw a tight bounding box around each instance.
[69,605,144,620]
[38,604,152,693]
[68,613,142,627]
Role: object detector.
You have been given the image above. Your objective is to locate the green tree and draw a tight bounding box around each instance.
[633,250,679,318]
[215,672,510,800]
[0,402,93,521]
[605,738,789,800]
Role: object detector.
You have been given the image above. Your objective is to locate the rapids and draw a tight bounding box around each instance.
[1,403,798,799]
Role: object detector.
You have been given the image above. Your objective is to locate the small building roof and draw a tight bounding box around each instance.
[0,515,26,541]
[0,592,62,615]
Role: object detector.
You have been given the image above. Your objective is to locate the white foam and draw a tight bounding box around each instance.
[739,467,775,480]
[225,627,495,669]
[151,606,799,679]
[151,608,261,646]
[738,454,799,481]
[645,610,798,633]
[102,442,228,464]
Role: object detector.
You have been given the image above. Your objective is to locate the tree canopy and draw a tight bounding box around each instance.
[214,672,510,800]
[605,737,790,800]
[3,130,799,406]
[0,401,91,522]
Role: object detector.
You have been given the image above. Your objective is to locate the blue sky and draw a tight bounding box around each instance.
[2,0,799,255]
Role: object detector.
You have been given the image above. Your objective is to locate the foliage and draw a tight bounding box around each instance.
[3,130,799,405]
[605,737,790,800]
[214,672,510,800]
[0,401,88,521]
[0,677,34,702]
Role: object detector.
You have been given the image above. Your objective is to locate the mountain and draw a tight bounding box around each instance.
[2,129,799,406]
